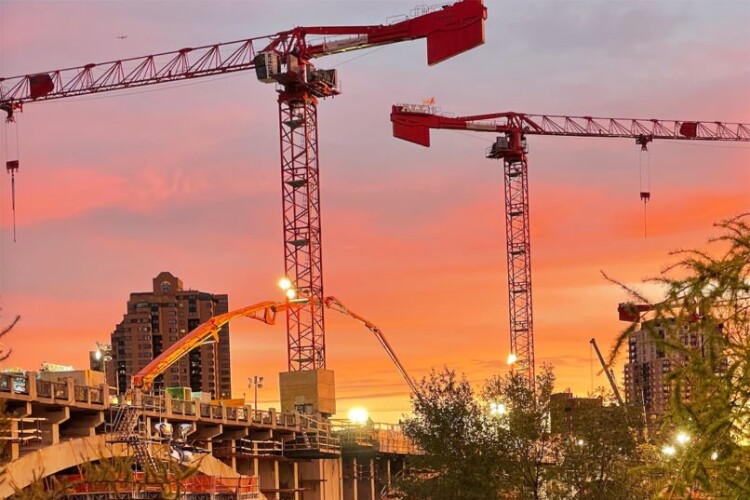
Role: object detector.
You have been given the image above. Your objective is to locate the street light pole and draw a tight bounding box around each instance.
[249,375,264,410]
[95,342,119,400]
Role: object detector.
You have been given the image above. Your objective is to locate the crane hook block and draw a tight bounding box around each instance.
[640,191,650,203]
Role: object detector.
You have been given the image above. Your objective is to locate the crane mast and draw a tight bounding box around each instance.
[391,104,750,385]
[0,3,486,413]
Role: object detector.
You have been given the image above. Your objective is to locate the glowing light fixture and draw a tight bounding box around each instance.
[489,402,507,416]
[278,277,292,291]
[675,431,690,445]
[507,353,517,365]
[348,407,369,424]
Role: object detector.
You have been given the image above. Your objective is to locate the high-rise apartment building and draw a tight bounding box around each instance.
[623,319,703,416]
[110,272,231,398]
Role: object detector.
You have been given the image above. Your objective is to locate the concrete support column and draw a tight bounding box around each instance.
[26,372,38,400]
[339,457,345,500]
[369,458,375,500]
[253,441,260,477]
[386,458,391,491]
[30,405,69,447]
[352,457,358,500]
[192,423,222,453]
[218,428,247,470]
[293,461,300,500]
[5,402,31,461]
[274,459,281,500]
[298,458,343,500]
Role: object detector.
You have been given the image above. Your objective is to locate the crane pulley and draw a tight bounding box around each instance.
[391,104,750,385]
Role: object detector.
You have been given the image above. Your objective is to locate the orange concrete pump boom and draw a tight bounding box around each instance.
[133,300,294,391]
[132,296,419,397]
[324,296,419,395]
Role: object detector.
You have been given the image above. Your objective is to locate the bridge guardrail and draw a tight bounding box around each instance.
[0,373,29,395]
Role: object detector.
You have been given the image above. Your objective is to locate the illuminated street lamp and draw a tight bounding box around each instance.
[675,431,691,446]
[489,402,507,416]
[94,342,119,396]
[661,445,677,457]
[348,407,369,425]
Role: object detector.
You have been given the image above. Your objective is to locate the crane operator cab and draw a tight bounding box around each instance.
[255,50,340,98]
[487,133,528,162]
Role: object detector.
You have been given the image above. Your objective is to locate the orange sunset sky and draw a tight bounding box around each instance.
[0,0,748,423]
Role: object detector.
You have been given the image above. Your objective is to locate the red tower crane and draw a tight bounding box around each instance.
[0,2,486,412]
[391,104,750,383]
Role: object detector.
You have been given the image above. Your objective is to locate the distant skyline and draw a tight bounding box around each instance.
[0,0,748,422]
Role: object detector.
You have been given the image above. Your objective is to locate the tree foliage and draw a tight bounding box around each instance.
[400,365,648,499]
[609,215,750,496]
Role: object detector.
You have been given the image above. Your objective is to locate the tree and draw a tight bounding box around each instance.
[400,365,560,499]
[481,364,558,499]
[610,215,750,496]
[549,401,650,499]
[398,368,502,499]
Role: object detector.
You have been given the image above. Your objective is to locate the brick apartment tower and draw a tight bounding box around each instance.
[110,272,231,398]
[624,319,704,416]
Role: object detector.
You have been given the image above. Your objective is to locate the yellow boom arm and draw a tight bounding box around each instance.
[133,300,289,391]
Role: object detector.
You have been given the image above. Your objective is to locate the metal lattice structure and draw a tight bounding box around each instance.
[1,1,487,375]
[499,152,534,382]
[391,104,750,385]
[280,95,326,370]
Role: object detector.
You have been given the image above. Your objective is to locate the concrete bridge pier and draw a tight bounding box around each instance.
[258,455,281,499]
[298,458,343,500]
[60,411,104,439]
[192,422,222,453]
[2,401,31,461]
[30,405,68,449]
[217,427,249,470]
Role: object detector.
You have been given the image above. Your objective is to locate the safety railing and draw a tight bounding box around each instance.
[0,373,29,395]
[36,379,52,398]
[171,399,196,416]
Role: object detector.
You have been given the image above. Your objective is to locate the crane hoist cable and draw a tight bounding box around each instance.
[2,106,20,242]
[637,136,652,238]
